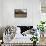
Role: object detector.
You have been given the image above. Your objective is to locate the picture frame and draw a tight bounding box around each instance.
[14,9,27,18]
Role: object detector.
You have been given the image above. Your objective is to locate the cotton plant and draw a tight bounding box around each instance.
[31,35,38,41]
[37,21,45,32]
[31,27,39,44]
[31,35,38,45]
[37,21,46,37]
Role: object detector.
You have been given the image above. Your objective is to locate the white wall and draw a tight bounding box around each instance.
[1,0,41,27]
[0,0,2,26]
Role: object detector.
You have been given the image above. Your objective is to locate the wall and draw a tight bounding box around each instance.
[1,0,41,27]
[0,0,2,26]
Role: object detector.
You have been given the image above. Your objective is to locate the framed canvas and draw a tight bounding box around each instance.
[14,9,27,18]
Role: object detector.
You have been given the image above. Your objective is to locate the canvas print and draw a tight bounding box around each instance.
[14,9,27,17]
